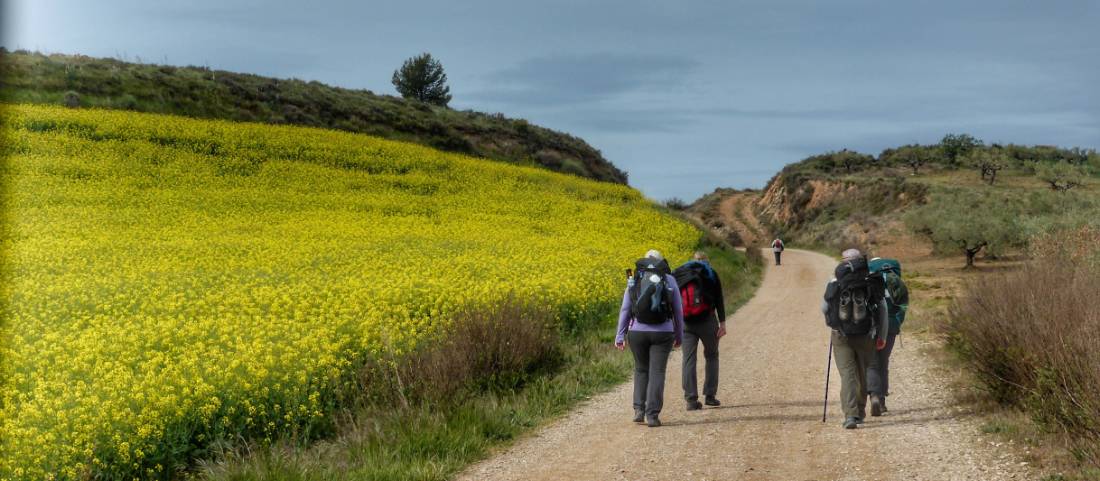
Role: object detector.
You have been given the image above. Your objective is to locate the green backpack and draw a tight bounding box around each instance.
[868,258,908,332]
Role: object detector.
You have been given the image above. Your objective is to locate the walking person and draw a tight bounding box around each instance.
[615,250,684,427]
[866,257,909,416]
[674,251,727,410]
[771,237,785,265]
[822,248,889,429]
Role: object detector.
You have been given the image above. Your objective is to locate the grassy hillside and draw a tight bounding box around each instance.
[0,104,702,480]
[0,49,628,184]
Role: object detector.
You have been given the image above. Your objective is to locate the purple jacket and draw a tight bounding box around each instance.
[615,274,684,345]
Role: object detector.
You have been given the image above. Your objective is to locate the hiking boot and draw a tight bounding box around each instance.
[633,410,645,423]
[852,290,867,321]
[843,417,859,429]
[704,396,721,407]
[838,291,852,322]
[855,417,865,425]
[870,395,884,417]
[647,415,662,428]
[686,401,703,411]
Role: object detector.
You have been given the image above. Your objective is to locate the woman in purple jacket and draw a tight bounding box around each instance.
[615,250,684,427]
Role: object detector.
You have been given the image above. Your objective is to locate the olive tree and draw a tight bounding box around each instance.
[968,150,1008,185]
[1038,162,1087,193]
[906,191,1024,268]
[940,133,983,165]
[893,145,931,175]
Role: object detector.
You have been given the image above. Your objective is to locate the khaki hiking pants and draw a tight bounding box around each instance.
[832,330,875,419]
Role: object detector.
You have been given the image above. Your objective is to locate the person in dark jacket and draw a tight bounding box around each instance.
[615,250,684,427]
[867,257,909,416]
[676,251,727,410]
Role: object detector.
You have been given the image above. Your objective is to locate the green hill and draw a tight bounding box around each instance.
[0,49,627,183]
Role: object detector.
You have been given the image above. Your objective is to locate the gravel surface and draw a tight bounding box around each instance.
[457,249,1034,481]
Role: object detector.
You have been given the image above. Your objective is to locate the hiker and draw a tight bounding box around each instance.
[674,251,727,410]
[866,257,909,416]
[615,249,684,427]
[822,248,889,429]
[771,238,785,265]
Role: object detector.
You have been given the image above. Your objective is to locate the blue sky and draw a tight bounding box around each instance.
[4,0,1098,200]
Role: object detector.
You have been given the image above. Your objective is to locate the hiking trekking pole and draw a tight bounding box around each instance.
[822,335,833,423]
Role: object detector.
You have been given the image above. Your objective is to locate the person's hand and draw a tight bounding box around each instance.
[876,338,887,351]
[673,339,682,349]
[717,323,727,339]
[615,341,625,351]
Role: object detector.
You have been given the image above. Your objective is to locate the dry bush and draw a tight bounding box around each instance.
[744,244,765,266]
[948,227,1100,467]
[363,300,562,406]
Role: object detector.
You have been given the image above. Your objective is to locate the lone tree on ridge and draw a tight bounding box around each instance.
[392,53,452,107]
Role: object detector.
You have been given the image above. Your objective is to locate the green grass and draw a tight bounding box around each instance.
[980,419,1022,436]
[0,49,626,183]
[197,244,763,480]
[700,244,763,313]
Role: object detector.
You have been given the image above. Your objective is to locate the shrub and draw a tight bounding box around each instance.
[62,90,81,107]
[1038,161,1088,192]
[115,93,139,110]
[947,227,1100,468]
[664,197,688,210]
[743,243,765,266]
[365,300,562,406]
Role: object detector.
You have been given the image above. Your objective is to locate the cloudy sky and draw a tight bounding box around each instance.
[4,0,1098,200]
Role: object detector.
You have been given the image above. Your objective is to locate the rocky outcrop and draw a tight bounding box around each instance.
[755,170,928,249]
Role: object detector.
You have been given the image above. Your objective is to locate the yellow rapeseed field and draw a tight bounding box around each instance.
[0,104,698,479]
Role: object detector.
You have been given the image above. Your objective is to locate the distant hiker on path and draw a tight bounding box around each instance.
[616,250,684,427]
[674,251,727,411]
[771,238,785,265]
[867,257,909,416]
[822,248,889,429]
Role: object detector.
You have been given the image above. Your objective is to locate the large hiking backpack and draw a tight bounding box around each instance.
[869,258,903,301]
[824,256,885,336]
[673,261,714,318]
[869,258,908,328]
[630,257,673,324]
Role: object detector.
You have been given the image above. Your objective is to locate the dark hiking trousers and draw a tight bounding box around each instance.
[774,251,782,265]
[628,330,674,417]
[682,313,720,402]
[867,332,897,397]
[832,330,875,419]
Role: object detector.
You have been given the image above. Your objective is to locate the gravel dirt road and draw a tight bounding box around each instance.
[458,249,1032,481]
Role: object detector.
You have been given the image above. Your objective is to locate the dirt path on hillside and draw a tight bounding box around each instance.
[718,193,766,247]
[458,250,1031,481]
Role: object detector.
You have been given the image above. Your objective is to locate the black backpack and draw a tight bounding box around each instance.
[630,257,672,324]
[824,256,885,336]
[673,262,715,318]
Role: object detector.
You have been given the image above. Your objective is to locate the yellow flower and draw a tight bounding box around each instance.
[0,104,698,479]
